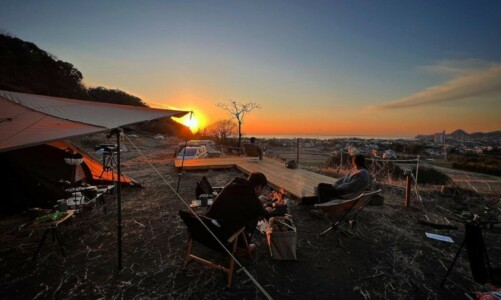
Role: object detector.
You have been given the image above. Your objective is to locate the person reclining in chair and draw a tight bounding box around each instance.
[310,155,370,218]
[206,172,269,251]
[316,154,371,203]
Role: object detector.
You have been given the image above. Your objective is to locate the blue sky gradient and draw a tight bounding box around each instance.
[1,0,500,135]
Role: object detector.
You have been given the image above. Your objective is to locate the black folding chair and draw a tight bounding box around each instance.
[195,176,223,199]
[178,210,252,286]
[441,219,501,287]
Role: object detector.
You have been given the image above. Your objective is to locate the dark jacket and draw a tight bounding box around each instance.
[206,177,266,236]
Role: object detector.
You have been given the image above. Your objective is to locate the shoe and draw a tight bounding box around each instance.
[310,208,327,219]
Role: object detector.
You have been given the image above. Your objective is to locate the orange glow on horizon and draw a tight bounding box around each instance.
[145,98,498,137]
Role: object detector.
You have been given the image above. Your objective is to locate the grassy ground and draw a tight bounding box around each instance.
[0,133,500,299]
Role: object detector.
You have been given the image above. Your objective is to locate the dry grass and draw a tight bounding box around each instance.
[0,133,499,299]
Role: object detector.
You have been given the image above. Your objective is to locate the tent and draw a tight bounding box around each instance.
[49,141,134,185]
[0,90,188,269]
[0,141,134,211]
[0,90,186,211]
[0,90,187,152]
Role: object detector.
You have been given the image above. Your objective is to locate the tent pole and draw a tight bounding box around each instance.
[176,111,193,193]
[114,128,123,271]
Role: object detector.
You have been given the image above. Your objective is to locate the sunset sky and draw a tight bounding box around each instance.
[1,1,500,137]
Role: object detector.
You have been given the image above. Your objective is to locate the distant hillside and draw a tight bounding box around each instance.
[415,130,501,140]
[0,34,87,99]
[0,33,189,136]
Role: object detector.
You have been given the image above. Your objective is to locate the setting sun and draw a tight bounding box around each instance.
[184,117,199,132]
[174,111,207,133]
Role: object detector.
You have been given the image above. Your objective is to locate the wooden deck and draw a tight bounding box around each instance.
[174,157,336,199]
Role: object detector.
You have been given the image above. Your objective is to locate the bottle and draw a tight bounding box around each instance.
[284,197,292,215]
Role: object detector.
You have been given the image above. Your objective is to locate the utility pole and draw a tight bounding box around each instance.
[296,138,299,164]
[340,149,343,169]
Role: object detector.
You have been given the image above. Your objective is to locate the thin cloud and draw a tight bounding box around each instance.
[366,64,501,111]
[417,58,492,77]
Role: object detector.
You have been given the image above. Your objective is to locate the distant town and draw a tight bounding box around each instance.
[258,129,500,158]
[248,130,501,178]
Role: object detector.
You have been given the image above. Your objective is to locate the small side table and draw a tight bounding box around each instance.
[26,210,75,260]
[189,199,214,214]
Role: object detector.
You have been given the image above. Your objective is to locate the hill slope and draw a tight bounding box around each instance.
[0,33,189,136]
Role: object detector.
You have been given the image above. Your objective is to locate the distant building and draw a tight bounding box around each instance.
[382,149,397,159]
[434,130,446,144]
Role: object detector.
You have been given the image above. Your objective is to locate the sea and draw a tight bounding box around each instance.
[249,134,415,140]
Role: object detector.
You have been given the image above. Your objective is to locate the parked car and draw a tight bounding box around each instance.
[174,140,221,158]
[176,146,208,160]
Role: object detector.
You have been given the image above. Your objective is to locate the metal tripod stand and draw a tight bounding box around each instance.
[98,149,127,183]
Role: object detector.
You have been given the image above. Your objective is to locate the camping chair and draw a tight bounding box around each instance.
[243,143,262,159]
[178,210,253,286]
[314,189,382,237]
[195,176,223,199]
[440,219,501,288]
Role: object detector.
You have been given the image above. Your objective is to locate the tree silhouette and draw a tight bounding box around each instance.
[0,34,150,108]
[87,86,148,107]
[0,33,190,137]
[0,33,87,99]
[208,119,236,144]
[216,100,259,148]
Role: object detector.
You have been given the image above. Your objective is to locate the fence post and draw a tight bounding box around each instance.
[415,155,420,186]
[296,138,299,164]
[405,175,411,207]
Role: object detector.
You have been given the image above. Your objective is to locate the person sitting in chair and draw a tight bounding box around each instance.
[246,137,263,160]
[316,154,371,203]
[206,172,269,251]
[310,154,370,218]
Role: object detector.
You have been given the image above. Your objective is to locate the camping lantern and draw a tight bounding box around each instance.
[64,152,83,182]
[64,153,84,166]
[64,152,84,208]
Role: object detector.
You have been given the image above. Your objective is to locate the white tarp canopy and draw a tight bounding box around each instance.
[0,90,188,152]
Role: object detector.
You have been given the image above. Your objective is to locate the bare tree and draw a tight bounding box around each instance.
[216,100,260,147]
[197,127,211,139]
[208,119,237,144]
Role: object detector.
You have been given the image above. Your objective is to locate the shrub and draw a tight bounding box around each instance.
[451,163,501,176]
[411,166,451,185]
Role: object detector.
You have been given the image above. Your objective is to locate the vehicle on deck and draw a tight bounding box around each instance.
[176,146,208,160]
[175,140,221,158]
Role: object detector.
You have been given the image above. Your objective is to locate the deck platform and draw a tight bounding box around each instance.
[175,157,336,199]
